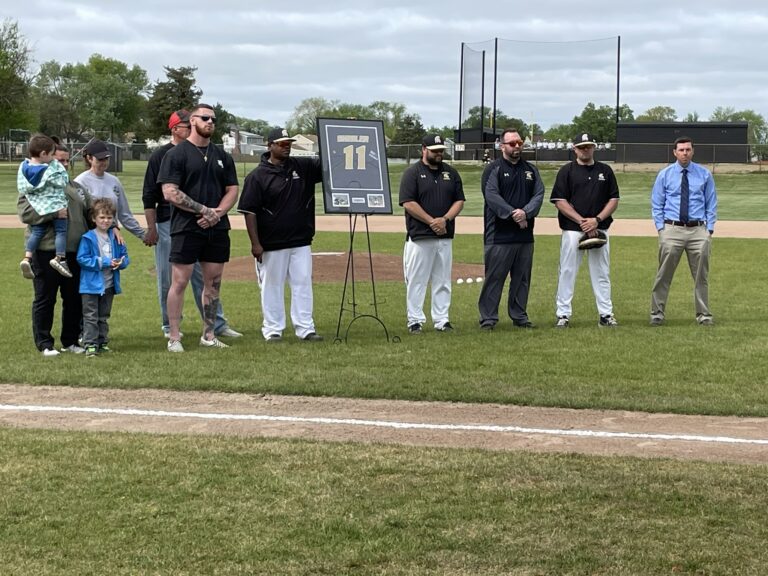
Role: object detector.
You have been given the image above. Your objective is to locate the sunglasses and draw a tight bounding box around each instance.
[192,115,217,123]
[503,140,524,147]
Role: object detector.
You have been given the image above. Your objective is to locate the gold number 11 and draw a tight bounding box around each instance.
[343,145,367,170]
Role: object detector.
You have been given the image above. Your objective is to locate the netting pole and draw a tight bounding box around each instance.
[458,42,465,144]
[492,38,498,136]
[615,35,621,124]
[480,50,486,133]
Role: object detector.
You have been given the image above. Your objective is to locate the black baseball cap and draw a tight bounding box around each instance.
[572,133,597,148]
[268,127,296,143]
[422,134,447,151]
[84,139,110,159]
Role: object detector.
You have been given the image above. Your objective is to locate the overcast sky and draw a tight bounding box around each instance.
[5,1,768,131]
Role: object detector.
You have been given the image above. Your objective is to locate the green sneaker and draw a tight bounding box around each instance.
[99,344,111,353]
[85,346,99,357]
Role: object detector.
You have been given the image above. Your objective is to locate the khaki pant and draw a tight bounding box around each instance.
[650,225,712,320]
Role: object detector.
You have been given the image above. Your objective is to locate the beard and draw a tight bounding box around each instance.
[193,123,214,139]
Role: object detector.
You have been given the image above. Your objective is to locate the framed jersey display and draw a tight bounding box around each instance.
[317,117,392,214]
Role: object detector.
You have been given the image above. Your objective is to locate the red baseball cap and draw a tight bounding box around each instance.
[168,109,191,130]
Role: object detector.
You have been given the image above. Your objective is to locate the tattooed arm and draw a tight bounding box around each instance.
[161,183,220,227]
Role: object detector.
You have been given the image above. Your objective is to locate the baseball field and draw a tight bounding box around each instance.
[2,160,768,575]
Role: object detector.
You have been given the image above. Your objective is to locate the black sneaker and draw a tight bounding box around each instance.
[302,332,324,342]
[480,323,495,331]
[266,334,283,343]
[514,321,535,329]
[436,322,454,332]
[555,316,570,329]
[598,314,618,328]
[408,323,422,335]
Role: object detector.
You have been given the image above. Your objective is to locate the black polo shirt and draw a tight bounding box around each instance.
[549,160,620,231]
[398,161,465,241]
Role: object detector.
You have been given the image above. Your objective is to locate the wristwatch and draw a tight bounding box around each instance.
[595,216,602,225]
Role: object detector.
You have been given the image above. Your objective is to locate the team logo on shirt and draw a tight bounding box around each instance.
[292,171,300,180]
[217,160,224,168]
[503,172,510,178]
[420,174,427,179]
[525,171,533,180]
[442,172,451,181]
[598,173,605,181]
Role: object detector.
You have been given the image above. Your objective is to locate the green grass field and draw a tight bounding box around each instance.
[3,160,768,575]
[2,159,768,220]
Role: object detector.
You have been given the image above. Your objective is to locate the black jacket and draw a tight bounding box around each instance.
[237,152,322,251]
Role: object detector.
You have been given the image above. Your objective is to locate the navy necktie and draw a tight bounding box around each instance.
[679,168,689,223]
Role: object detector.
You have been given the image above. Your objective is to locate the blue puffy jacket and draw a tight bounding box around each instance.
[77,229,130,295]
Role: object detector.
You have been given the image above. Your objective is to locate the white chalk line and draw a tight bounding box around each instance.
[2,403,768,446]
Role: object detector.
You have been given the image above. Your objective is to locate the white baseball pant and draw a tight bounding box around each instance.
[555,230,613,318]
[403,237,453,329]
[256,245,316,339]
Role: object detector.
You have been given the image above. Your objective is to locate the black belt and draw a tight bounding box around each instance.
[664,219,705,227]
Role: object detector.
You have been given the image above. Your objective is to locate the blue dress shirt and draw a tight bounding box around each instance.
[651,161,717,232]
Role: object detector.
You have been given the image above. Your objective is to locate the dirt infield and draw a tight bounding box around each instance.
[2,384,768,465]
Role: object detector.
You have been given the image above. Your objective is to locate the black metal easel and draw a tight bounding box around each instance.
[334,213,399,344]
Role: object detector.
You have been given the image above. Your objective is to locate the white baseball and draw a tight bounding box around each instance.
[476,277,483,283]
[456,278,464,284]
[466,278,474,284]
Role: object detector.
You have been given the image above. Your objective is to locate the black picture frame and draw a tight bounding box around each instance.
[316,117,392,214]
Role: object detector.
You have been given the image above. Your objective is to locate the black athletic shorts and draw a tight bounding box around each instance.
[170,229,231,264]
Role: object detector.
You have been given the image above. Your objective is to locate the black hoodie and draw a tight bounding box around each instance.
[237,152,322,251]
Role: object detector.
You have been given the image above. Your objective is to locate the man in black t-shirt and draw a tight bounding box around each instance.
[142,110,241,341]
[549,133,620,329]
[157,103,239,352]
[398,134,465,334]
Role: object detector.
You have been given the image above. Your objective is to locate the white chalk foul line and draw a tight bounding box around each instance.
[1,403,768,446]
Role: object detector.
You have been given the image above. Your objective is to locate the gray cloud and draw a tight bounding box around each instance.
[5,1,768,129]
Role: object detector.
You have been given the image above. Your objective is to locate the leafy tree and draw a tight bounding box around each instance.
[35,60,86,140]
[286,97,337,135]
[682,111,700,122]
[52,54,148,141]
[211,103,235,144]
[0,18,36,134]
[389,113,426,158]
[709,106,767,145]
[636,106,677,122]
[425,125,455,141]
[368,101,407,139]
[234,116,274,139]
[144,66,202,140]
[543,123,573,142]
[571,102,633,142]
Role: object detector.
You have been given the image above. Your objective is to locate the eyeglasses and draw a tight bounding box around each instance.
[175,124,191,130]
[503,140,524,147]
[192,115,217,123]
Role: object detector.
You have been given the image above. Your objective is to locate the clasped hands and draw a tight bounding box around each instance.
[197,206,222,229]
[429,216,448,235]
[579,216,600,238]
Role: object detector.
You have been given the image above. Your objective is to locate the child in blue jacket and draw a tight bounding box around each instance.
[77,198,130,357]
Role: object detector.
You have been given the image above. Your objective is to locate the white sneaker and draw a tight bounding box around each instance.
[42,348,60,357]
[61,344,85,354]
[164,331,183,339]
[167,339,184,353]
[217,327,243,338]
[20,259,35,279]
[200,337,229,348]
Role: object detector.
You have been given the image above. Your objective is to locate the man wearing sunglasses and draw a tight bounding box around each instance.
[157,103,240,352]
[143,109,242,342]
[478,128,544,331]
[237,127,324,342]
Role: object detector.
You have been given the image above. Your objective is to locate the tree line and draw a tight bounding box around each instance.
[2,18,766,148]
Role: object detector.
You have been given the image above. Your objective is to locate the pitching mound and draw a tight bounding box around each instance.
[223,252,485,283]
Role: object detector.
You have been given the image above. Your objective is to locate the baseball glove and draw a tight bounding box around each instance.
[578,230,608,250]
